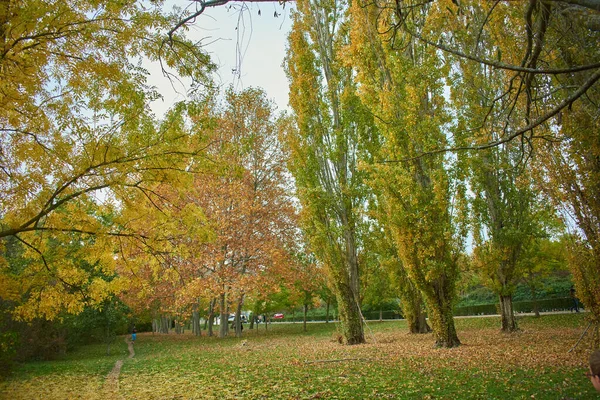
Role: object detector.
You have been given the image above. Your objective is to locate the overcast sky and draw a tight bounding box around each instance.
[149,1,295,117]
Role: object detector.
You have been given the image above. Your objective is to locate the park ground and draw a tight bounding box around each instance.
[0,313,598,399]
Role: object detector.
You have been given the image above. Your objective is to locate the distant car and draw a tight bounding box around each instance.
[273,313,284,319]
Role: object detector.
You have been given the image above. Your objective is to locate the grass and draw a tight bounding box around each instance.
[0,313,597,399]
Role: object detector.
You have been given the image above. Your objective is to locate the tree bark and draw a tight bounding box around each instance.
[192,305,201,336]
[207,298,216,337]
[249,313,255,330]
[234,294,245,338]
[334,282,365,345]
[398,277,431,334]
[421,277,460,347]
[531,287,540,318]
[499,294,518,332]
[161,316,169,334]
[303,303,308,332]
[407,300,431,334]
[428,302,460,348]
[219,293,228,338]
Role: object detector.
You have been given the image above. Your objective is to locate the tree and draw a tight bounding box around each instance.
[0,0,214,320]
[286,251,326,332]
[467,145,543,332]
[369,222,430,333]
[347,0,465,347]
[519,237,568,317]
[284,0,377,345]
[128,87,298,339]
[378,0,600,155]
[535,81,600,342]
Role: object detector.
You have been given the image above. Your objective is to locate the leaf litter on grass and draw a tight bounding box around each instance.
[2,314,597,399]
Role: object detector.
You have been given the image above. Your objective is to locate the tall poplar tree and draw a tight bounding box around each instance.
[469,147,541,332]
[436,0,596,332]
[348,0,466,347]
[284,0,375,344]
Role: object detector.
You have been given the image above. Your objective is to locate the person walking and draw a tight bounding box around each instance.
[131,326,137,342]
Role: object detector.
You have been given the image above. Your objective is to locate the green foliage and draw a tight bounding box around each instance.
[0,331,18,375]
[457,276,574,307]
[62,297,131,346]
[0,295,131,373]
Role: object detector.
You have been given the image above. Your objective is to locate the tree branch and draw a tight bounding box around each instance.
[380,67,600,162]
[405,26,600,75]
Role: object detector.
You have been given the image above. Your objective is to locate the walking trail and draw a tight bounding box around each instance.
[104,337,135,397]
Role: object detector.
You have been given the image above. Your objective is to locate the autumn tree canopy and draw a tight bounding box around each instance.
[0,0,214,319]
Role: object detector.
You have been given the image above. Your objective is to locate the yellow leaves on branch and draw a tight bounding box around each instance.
[0,0,217,321]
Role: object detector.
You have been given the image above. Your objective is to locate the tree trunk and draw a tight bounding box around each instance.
[161,315,169,334]
[335,282,365,345]
[325,298,330,323]
[531,287,540,318]
[192,306,201,336]
[207,298,216,337]
[219,293,228,338]
[407,300,431,334]
[499,294,518,332]
[428,303,460,348]
[399,279,431,334]
[422,279,459,347]
[234,294,245,338]
[417,307,431,334]
[303,303,308,332]
[379,308,383,322]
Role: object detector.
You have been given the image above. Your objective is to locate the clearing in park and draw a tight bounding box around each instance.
[0,313,597,399]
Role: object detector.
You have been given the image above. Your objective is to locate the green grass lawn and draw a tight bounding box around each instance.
[1,313,598,399]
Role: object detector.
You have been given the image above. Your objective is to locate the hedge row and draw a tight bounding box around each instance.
[278,297,581,322]
[453,297,582,316]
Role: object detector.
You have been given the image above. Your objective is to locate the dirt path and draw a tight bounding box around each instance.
[104,337,135,397]
[127,339,135,358]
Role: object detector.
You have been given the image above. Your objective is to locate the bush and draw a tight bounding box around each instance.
[0,331,18,375]
[453,297,582,317]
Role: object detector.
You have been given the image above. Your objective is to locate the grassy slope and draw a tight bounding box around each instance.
[1,314,597,399]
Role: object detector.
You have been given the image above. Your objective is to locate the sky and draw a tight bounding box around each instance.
[149,1,296,117]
